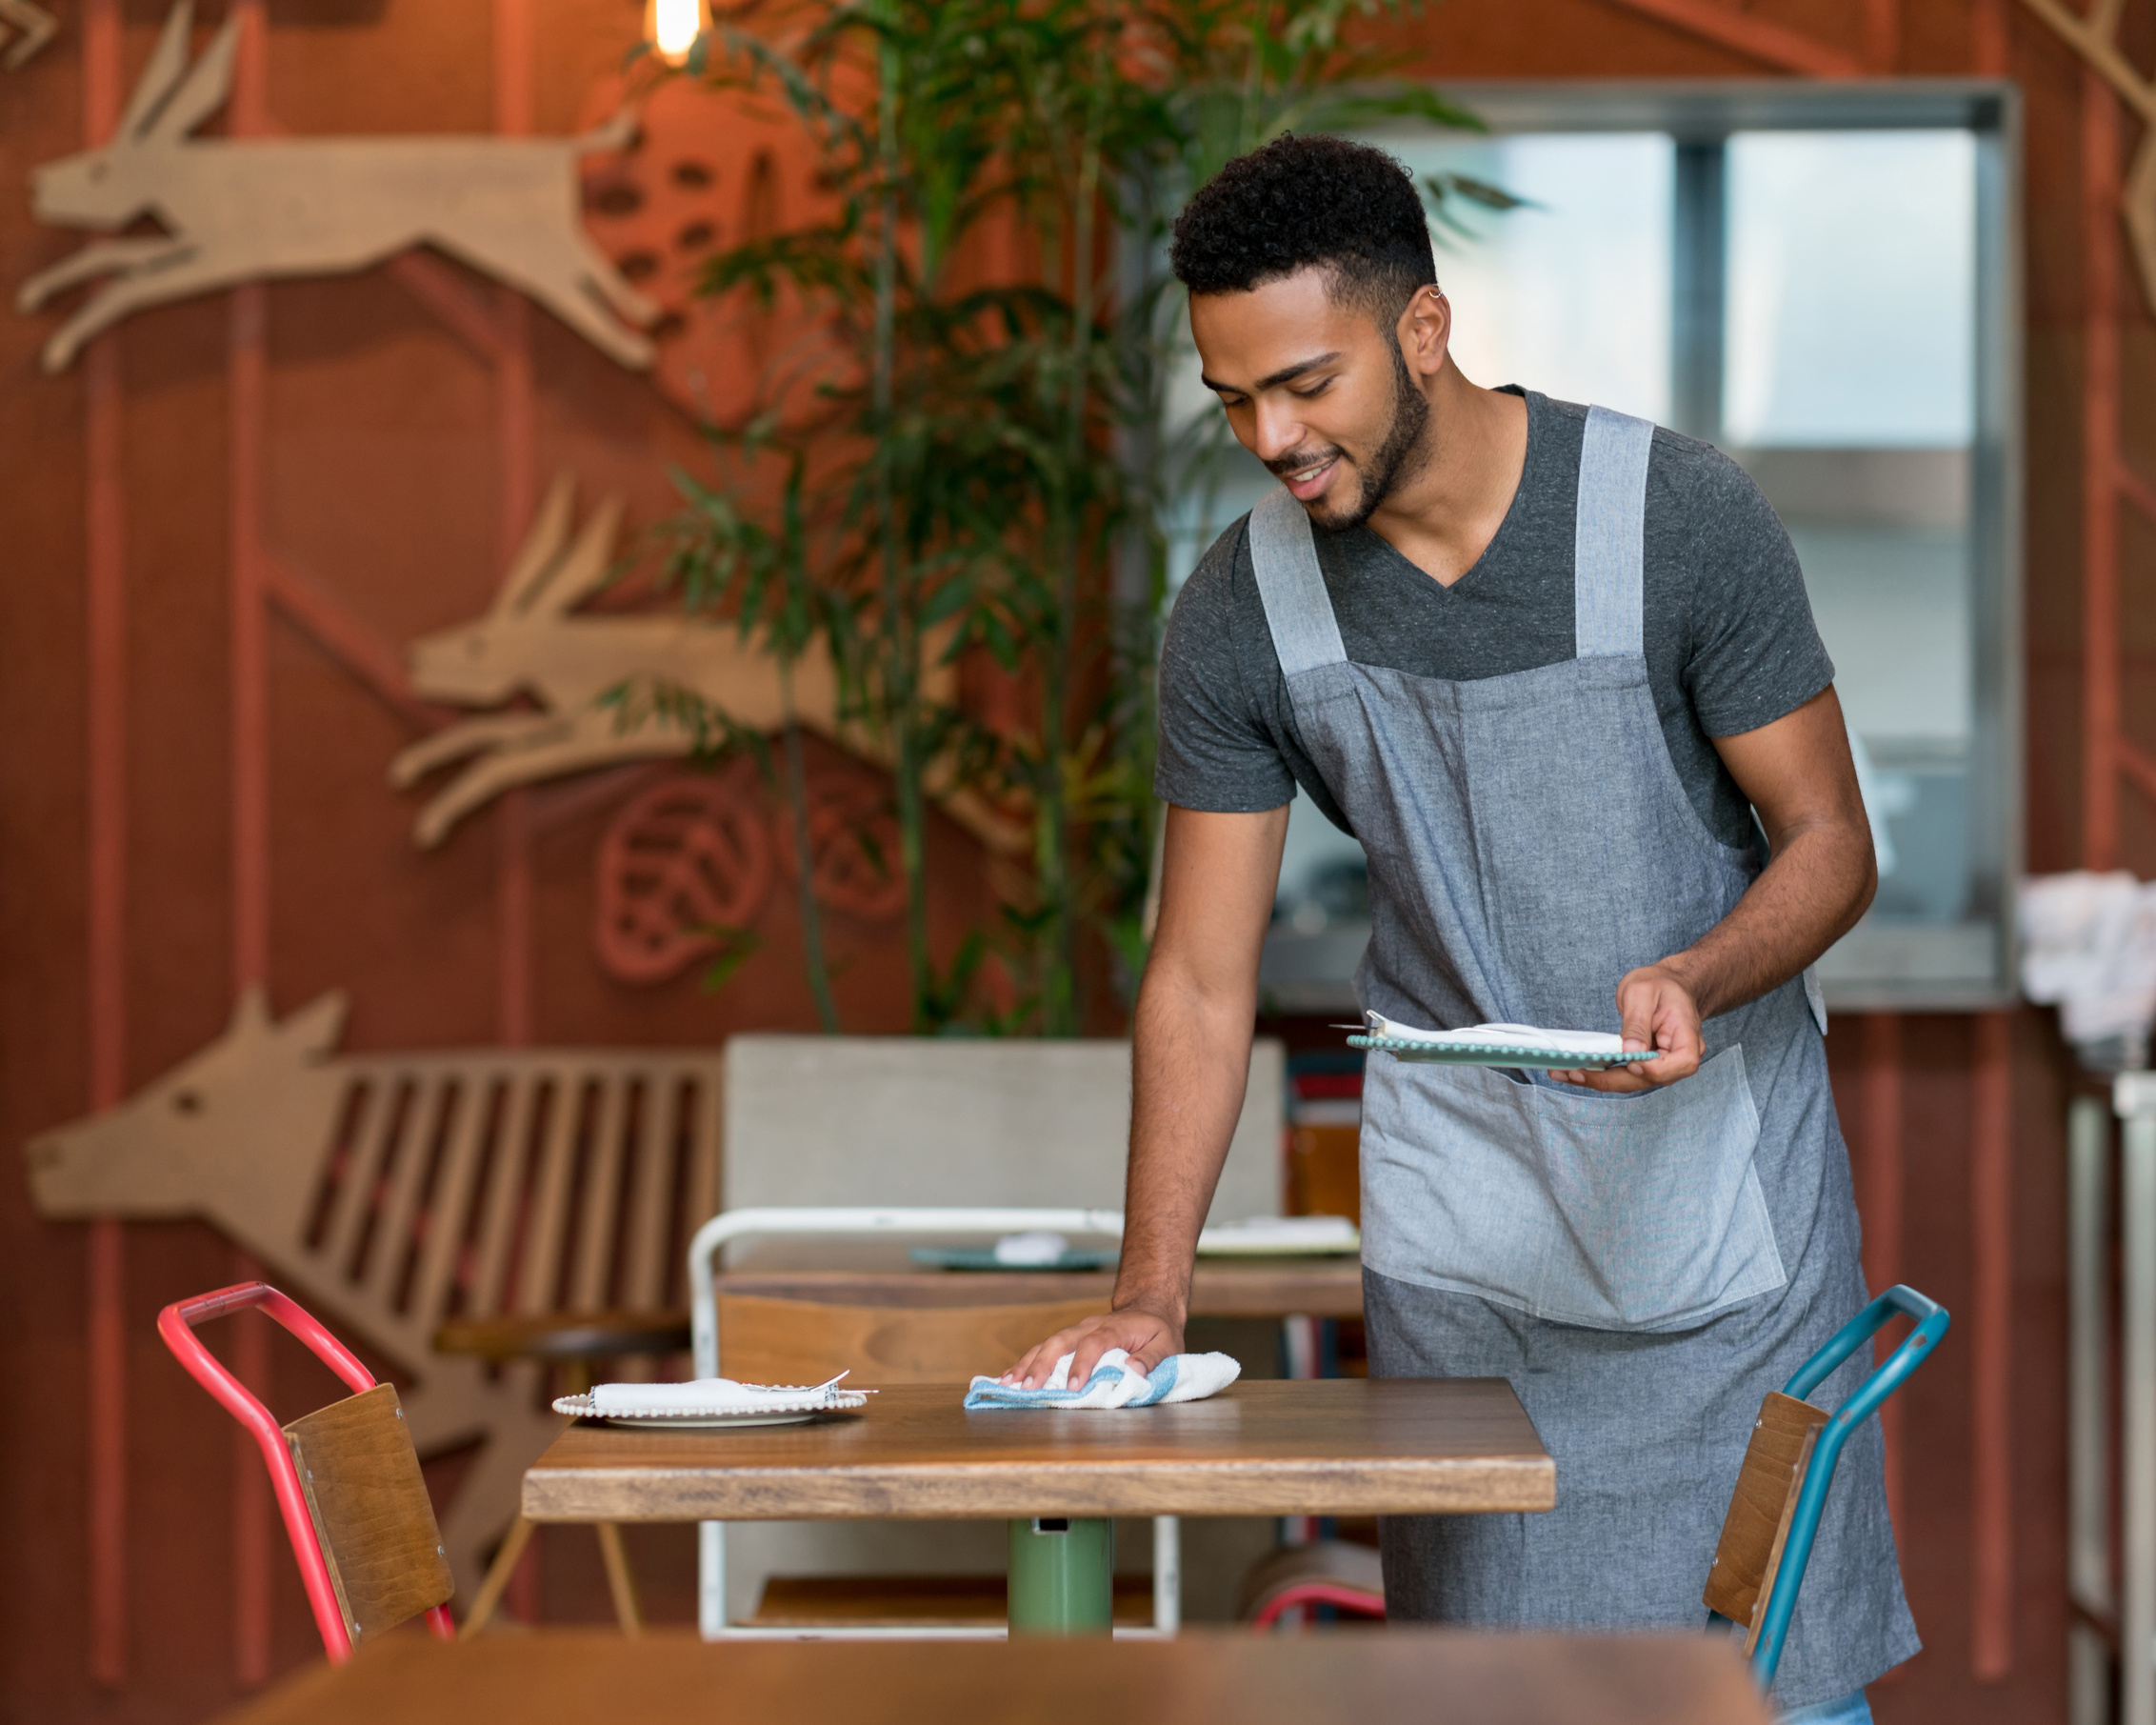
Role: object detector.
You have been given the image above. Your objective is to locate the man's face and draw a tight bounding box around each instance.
[1189,266,1432,531]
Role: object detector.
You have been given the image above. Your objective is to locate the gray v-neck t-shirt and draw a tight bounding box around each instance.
[1154,390,1836,855]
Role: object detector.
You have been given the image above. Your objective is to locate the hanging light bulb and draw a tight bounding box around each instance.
[646,0,711,66]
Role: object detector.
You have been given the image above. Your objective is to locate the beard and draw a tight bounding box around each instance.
[1268,344,1432,532]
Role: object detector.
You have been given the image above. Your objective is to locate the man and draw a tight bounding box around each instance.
[1003,135,1914,1717]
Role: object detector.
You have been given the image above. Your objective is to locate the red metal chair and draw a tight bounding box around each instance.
[1238,1538,1387,1630]
[158,1281,456,1662]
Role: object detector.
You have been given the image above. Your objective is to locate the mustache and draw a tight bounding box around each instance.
[1265,444,1344,479]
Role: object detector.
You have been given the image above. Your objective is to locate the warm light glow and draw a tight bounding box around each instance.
[646,0,709,65]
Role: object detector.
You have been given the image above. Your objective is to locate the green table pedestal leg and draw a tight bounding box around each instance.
[1008,1516,1114,1635]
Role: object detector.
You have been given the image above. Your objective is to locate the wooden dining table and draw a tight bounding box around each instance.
[210,1627,1770,1725]
[523,1377,1554,1634]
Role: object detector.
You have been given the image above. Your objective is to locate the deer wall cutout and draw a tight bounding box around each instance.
[16,1,658,372]
[391,473,1022,853]
[2026,0,2156,314]
[1,1,54,70]
[24,988,728,1596]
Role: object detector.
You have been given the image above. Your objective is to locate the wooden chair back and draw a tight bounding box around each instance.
[715,1293,1105,1387]
[1701,1390,1832,1650]
[283,1383,455,1647]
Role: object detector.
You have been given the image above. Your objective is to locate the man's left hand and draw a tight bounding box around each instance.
[1549,962,1702,1093]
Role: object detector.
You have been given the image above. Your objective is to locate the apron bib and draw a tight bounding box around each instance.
[1245,405,1914,1707]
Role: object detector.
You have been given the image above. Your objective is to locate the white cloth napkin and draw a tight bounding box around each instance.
[1365,1011,1626,1054]
[2020,870,2156,1052]
[964,1348,1240,1411]
[587,1374,848,1414]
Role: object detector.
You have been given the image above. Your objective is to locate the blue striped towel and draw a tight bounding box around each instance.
[964,1347,1240,1410]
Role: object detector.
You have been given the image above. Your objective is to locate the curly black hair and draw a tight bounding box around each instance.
[1169,133,1435,327]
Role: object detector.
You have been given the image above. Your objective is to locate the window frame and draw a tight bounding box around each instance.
[1295,80,2026,1013]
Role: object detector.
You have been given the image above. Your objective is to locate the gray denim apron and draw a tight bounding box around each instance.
[1247,406,1917,1707]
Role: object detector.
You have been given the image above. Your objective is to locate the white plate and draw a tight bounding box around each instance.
[599,1408,839,1430]
[553,1389,870,1428]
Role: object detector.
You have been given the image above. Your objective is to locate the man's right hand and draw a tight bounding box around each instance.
[997,1306,1184,1392]
[991,806,1287,1395]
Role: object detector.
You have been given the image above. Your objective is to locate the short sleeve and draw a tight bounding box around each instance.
[1678,452,1837,738]
[1153,521,1299,812]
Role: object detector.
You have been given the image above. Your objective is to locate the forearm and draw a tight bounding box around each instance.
[1662,816,1875,1020]
[1110,962,1255,1329]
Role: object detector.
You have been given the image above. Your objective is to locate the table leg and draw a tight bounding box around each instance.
[1008,1517,1113,1635]
[593,1523,643,1636]
[461,1515,535,1638]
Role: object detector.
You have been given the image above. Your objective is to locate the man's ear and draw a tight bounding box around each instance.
[1398,285,1451,380]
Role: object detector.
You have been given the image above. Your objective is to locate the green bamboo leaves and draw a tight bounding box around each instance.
[652,0,1482,1033]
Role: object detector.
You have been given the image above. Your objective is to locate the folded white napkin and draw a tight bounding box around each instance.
[1365,1011,1625,1055]
[586,1374,849,1414]
[964,1348,1240,1411]
[994,1230,1070,1266]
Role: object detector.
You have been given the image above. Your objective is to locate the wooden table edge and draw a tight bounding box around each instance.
[206,1627,1769,1725]
[709,1265,1367,1319]
[522,1454,1556,1522]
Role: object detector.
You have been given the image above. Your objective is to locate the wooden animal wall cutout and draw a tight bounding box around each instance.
[1,1,54,70]
[390,472,1020,853]
[2026,0,2156,313]
[23,987,727,1595]
[15,1,659,373]
[594,758,905,984]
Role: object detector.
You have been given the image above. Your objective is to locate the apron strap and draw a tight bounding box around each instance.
[1248,488,1348,676]
[1574,405,1653,659]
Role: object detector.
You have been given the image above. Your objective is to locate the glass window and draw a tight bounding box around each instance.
[1391,132,1674,421]
[1721,129,1990,984]
[1723,130,1977,447]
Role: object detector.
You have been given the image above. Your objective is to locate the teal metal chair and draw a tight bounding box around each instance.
[1704,1284,1949,1687]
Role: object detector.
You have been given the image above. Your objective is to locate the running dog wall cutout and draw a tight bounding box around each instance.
[392,473,1023,854]
[15,1,660,372]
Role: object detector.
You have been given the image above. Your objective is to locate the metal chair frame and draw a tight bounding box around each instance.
[684,1206,1182,1640]
[1734,1282,1951,1686]
[157,1280,457,1662]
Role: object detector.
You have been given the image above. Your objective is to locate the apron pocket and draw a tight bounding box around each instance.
[1360,1046,1786,1332]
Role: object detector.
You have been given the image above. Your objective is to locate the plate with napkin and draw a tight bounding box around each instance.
[910,1230,1119,1273]
[1348,1010,1665,1071]
[555,1371,871,1430]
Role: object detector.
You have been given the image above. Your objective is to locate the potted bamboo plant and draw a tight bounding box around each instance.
[645,0,1499,1033]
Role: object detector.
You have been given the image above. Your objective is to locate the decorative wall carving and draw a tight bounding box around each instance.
[390,471,1019,852]
[2025,0,2156,314]
[575,70,852,423]
[594,759,908,985]
[23,988,727,1597]
[15,1,660,372]
[596,763,777,983]
[1,0,53,70]
[783,765,908,923]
